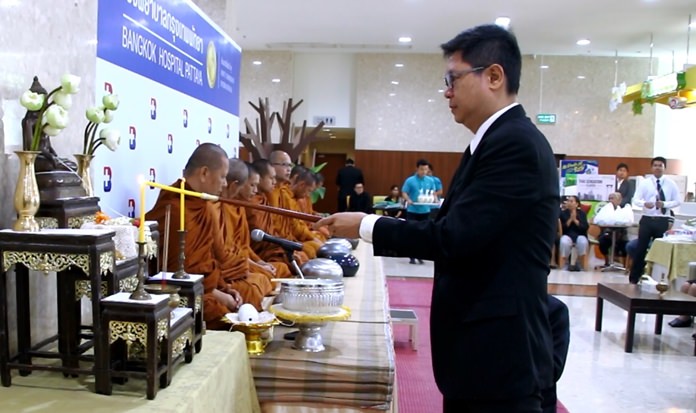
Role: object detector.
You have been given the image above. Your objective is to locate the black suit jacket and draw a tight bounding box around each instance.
[373,105,557,400]
[617,179,635,208]
[336,166,364,195]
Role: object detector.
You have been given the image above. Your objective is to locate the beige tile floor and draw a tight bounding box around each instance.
[383,255,696,413]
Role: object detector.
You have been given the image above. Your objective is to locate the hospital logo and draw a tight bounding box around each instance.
[129,126,136,150]
[183,109,188,128]
[127,199,135,218]
[150,98,157,120]
[103,166,112,192]
[207,117,212,134]
[167,134,173,154]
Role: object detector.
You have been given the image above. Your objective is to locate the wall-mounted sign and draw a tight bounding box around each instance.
[536,113,556,125]
[641,72,686,99]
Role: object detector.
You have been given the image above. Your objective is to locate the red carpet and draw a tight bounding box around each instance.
[387,278,570,413]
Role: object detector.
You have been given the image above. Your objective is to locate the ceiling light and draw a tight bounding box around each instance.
[577,75,586,79]
[391,81,399,85]
[540,65,549,69]
[398,36,412,43]
[252,60,262,65]
[438,89,444,93]
[394,63,404,68]
[389,93,396,97]
[576,39,591,46]
[271,78,280,83]
[427,99,435,103]
[495,17,511,29]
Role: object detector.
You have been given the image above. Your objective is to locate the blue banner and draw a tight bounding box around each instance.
[97,0,240,115]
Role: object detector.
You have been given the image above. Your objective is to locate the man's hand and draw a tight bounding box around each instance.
[213,288,241,311]
[644,201,655,209]
[314,212,366,239]
[655,200,664,209]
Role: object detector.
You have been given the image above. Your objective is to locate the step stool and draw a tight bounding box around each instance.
[390,308,418,351]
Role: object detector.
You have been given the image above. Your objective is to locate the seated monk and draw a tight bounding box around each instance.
[146,144,251,330]
[234,161,292,278]
[247,159,309,268]
[268,151,323,259]
[290,165,328,241]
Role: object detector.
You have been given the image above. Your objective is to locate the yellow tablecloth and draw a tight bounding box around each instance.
[0,330,260,413]
[646,237,696,280]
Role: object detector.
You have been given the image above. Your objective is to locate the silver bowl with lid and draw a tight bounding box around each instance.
[279,279,344,314]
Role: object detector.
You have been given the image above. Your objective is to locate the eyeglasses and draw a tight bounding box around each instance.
[271,162,292,167]
[444,66,486,89]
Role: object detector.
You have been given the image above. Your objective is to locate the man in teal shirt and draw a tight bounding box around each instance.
[402,159,437,264]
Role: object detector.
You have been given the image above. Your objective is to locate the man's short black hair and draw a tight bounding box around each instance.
[441,24,522,95]
[651,156,667,168]
[616,163,629,172]
[346,158,355,165]
[416,159,429,168]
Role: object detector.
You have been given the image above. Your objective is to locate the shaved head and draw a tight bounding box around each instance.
[226,158,249,184]
[183,143,228,177]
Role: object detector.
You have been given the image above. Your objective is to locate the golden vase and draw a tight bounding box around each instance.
[74,153,94,197]
[13,150,41,232]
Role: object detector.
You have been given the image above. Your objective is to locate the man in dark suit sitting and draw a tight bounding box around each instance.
[616,162,634,208]
[315,24,557,413]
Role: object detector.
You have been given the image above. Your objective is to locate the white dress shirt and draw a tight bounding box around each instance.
[358,102,520,243]
[632,175,681,217]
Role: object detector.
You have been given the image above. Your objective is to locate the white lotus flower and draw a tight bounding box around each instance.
[53,91,72,110]
[60,74,81,94]
[102,94,119,110]
[19,91,44,111]
[43,125,63,136]
[103,109,114,123]
[44,105,69,129]
[86,107,105,123]
[100,128,120,151]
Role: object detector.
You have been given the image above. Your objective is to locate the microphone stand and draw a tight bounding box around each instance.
[284,248,305,279]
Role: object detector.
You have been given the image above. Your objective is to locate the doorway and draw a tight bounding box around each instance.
[313,153,346,214]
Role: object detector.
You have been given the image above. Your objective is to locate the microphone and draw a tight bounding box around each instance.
[251,229,303,251]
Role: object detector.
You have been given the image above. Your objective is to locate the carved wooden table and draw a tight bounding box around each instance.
[35,197,100,229]
[0,228,115,395]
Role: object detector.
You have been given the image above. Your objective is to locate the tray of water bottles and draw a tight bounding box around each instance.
[411,190,441,206]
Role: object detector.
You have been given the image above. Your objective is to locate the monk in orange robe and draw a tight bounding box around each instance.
[247,159,309,268]
[268,151,323,259]
[291,165,329,240]
[233,161,292,278]
[146,143,241,330]
[220,158,291,282]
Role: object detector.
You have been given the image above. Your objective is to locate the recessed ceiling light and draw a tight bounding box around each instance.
[576,39,591,46]
[271,78,280,83]
[391,81,399,85]
[438,89,444,93]
[427,99,435,103]
[577,75,586,79]
[540,65,549,69]
[389,93,396,97]
[252,60,262,65]
[495,17,511,29]
[395,63,404,68]
[398,36,412,43]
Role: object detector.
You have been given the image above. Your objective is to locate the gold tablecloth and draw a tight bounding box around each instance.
[0,330,260,413]
[252,243,396,412]
[646,238,696,280]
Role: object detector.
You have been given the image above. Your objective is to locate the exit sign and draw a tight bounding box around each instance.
[536,114,556,125]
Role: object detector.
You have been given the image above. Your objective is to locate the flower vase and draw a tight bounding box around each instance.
[74,153,94,197]
[13,150,41,232]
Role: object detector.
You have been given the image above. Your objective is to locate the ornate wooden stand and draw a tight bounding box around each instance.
[100,293,194,399]
[0,228,115,394]
[35,196,100,229]
[148,272,204,353]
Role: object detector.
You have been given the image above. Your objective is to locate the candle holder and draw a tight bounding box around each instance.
[172,229,189,279]
[130,241,152,300]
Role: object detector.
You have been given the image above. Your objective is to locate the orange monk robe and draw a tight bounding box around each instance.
[246,193,310,266]
[146,180,229,330]
[270,184,323,259]
[296,195,329,240]
[213,202,274,309]
[221,202,292,279]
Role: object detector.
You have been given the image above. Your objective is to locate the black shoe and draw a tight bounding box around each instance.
[409,259,416,265]
[668,317,693,328]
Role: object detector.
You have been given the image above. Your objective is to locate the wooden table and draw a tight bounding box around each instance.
[595,282,696,354]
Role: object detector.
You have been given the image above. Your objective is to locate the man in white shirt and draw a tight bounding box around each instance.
[629,156,681,284]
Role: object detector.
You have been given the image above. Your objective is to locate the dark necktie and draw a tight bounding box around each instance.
[656,179,666,214]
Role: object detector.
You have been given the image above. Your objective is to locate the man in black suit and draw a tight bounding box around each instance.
[335,158,364,212]
[615,162,634,207]
[315,24,557,412]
